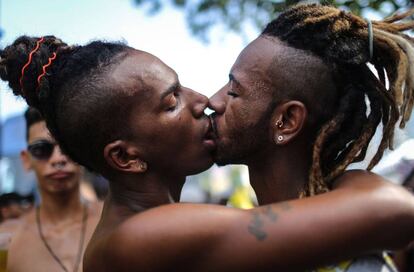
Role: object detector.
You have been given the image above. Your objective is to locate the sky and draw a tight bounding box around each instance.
[0,0,258,121]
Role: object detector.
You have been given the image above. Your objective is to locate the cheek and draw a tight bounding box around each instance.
[235,98,267,126]
[165,120,195,152]
[36,178,51,191]
[32,162,48,176]
[144,117,192,157]
[71,165,82,178]
[224,101,247,132]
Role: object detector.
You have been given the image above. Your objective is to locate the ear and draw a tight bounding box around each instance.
[271,101,307,145]
[20,150,33,171]
[103,140,147,174]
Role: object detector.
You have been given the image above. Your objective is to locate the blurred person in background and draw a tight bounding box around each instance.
[0,192,34,222]
[0,192,34,235]
[5,107,102,272]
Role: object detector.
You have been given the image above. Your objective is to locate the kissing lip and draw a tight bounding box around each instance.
[209,115,218,138]
[202,117,216,150]
[203,118,215,140]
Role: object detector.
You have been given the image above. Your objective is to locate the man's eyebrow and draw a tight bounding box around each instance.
[160,81,179,101]
[229,73,241,86]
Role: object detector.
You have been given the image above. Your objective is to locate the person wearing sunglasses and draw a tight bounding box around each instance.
[5,108,102,272]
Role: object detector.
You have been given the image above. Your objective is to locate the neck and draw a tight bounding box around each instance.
[248,145,311,205]
[39,186,83,222]
[100,172,185,229]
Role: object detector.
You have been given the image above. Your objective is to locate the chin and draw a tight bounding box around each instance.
[185,159,214,176]
[48,180,79,194]
[213,145,247,166]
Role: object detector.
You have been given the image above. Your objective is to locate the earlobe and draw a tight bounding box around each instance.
[104,140,147,174]
[274,135,284,144]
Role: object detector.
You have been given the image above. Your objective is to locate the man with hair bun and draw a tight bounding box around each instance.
[1,6,414,271]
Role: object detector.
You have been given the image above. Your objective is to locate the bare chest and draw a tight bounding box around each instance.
[8,221,86,272]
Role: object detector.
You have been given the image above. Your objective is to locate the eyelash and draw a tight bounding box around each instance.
[167,92,179,111]
[227,90,238,97]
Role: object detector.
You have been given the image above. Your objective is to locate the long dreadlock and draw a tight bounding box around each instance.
[262,4,414,196]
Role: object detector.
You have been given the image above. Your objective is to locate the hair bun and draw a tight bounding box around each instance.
[0,35,68,108]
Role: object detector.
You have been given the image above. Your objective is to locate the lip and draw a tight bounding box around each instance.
[202,117,216,149]
[46,171,72,180]
[209,115,218,137]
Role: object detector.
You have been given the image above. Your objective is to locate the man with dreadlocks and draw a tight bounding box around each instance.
[210,3,414,271]
[1,8,414,271]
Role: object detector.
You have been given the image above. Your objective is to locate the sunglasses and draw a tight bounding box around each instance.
[27,140,57,160]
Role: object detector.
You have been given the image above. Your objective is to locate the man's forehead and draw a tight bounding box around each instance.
[232,37,276,75]
[232,35,325,86]
[111,50,177,93]
[230,36,283,88]
[28,121,53,142]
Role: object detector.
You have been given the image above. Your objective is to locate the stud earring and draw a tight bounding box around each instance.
[276,135,284,143]
[276,119,283,128]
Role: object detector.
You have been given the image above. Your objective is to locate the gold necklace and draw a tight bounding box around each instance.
[35,203,88,272]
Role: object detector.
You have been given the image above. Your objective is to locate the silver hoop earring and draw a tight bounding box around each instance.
[141,162,147,171]
[276,119,283,128]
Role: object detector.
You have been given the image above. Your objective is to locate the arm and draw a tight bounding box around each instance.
[109,171,414,272]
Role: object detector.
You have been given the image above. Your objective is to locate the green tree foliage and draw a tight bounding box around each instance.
[134,0,412,42]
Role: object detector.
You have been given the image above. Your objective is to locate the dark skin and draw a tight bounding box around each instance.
[209,35,414,268]
[82,47,414,272]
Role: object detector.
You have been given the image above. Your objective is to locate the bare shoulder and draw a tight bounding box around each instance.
[332,170,391,189]
[9,210,36,242]
[332,170,414,220]
[7,210,38,269]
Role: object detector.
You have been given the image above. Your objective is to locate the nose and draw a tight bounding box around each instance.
[208,87,226,115]
[49,145,68,169]
[188,89,209,118]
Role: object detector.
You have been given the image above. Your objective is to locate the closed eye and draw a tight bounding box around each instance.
[227,90,238,97]
[166,93,178,111]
